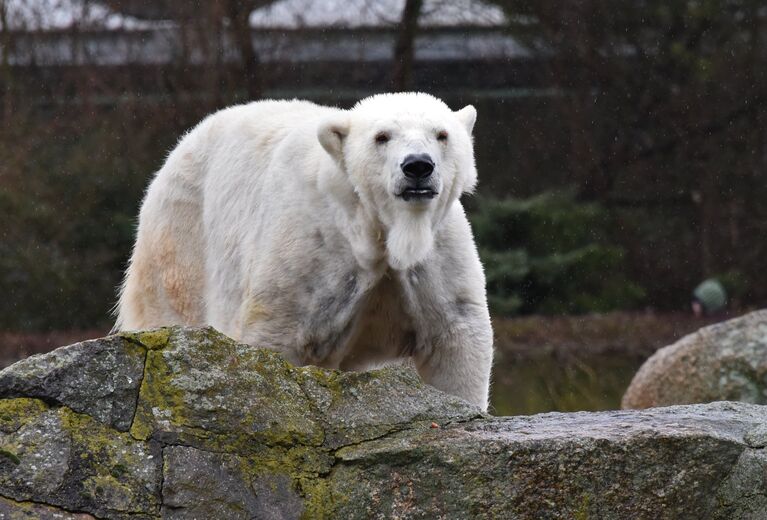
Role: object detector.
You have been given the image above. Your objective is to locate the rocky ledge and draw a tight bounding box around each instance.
[0,327,765,519]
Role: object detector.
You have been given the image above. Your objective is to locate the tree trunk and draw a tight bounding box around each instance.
[226,0,262,100]
[0,0,12,120]
[390,0,423,92]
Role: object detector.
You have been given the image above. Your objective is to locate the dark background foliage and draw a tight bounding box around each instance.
[1,0,765,330]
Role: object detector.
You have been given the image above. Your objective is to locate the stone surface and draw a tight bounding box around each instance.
[0,495,96,519]
[0,335,145,431]
[162,446,305,520]
[332,402,767,519]
[622,310,767,409]
[0,326,766,518]
[127,327,477,453]
[0,398,161,519]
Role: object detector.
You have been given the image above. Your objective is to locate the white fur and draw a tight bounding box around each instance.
[116,93,494,410]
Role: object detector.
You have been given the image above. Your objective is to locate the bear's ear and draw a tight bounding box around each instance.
[318,115,350,161]
[455,105,477,135]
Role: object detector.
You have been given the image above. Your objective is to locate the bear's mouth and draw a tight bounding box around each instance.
[398,188,438,201]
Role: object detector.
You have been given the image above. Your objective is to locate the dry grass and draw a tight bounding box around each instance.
[492,310,744,361]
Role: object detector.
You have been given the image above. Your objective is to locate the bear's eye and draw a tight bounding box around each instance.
[437,130,449,142]
[375,132,390,144]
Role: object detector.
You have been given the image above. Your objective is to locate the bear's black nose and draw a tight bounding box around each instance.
[401,154,435,179]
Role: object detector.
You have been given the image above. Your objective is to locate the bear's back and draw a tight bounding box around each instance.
[203,99,336,150]
[183,99,337,187]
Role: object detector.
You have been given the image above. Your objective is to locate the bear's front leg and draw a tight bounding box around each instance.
[393,203,494,411]
[396,261,494,411]
[413,308,493,411]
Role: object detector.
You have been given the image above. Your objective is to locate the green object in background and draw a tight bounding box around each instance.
[693,279,727,314]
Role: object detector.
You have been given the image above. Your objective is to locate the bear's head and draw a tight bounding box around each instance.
[318,93,477,270]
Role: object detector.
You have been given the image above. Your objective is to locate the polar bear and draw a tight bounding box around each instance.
[116,93,493,410]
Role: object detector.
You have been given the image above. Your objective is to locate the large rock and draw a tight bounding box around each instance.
[623,310,767,409]
[0,335,145,431]
[0,326,765,518]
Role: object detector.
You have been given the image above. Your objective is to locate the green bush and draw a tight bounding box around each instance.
[470,192,645,316]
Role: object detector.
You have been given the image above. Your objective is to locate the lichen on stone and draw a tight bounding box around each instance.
[0,337,146,431]
[0,398,47,434]
[120,328,172,351]
[129,328,325,452]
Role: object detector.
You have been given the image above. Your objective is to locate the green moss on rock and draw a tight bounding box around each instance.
[0,495,97,519]
[0,449,20,466]
[0,398,160,519]
[0,398,47,433]
[120,328,171,351]
[0,337,146,431]
[60,407,161,515]
[130,327,325,452]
